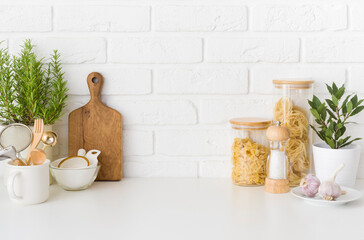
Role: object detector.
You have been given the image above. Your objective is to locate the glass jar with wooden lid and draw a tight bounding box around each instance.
[230,118,271,186]
[272,79,314,186]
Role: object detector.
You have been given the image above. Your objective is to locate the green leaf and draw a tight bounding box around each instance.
[325,128,333,138]
[317,103,327,120]
[326,84,333,95]
[312,95,321,108]
[326,109,337,120]
[341,136,351,145]
[308,100,315,109]
[350,106,364,117]
[325,137,336,149]
[329,121,335,132]
[310,125,325,141]
[347,101,353,113]
[351,95,358,107]
[332,95,338,106]
[325,99,336,112]
[335,85,345,100]
[332,82,338,94]
[343,104,347,115]
[310,108,320,120]
[342,95,351,108]
[340,138,362,148]
[335,126,346,139]
[354,99,364,108]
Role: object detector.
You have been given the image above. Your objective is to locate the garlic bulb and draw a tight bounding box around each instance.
[300,174,320,197]
[318,163,345,201]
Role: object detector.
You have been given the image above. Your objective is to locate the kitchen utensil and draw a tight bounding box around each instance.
[0,146,26,166]
[0,146,17,160]
[58,156,90,168]
[68,72,122,181]
[5,159,50,204]
[50,158,100,191]
[0,123,32,166]
[85,149,100,166]
[265,122,290,194]
[41,131,58,150]
[29,131,58,165]
[25,119,44,165]
[77,149,86,157]
[30,149,46,165]
[291,186,362,206]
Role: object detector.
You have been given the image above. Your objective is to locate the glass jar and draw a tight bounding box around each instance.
[272,80,314,186]
[229,118,271,186]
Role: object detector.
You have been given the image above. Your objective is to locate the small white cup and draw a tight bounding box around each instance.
[5,159,50,204]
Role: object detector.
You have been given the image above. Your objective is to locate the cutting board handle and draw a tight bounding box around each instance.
[87,72,104,102]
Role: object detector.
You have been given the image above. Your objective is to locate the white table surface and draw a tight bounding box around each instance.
[1,178,364,240]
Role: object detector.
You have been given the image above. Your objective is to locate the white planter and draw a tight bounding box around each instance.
[313,143,361,187]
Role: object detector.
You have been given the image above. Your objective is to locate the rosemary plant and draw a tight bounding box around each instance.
[0,39,68,126]
[308,83,364,149]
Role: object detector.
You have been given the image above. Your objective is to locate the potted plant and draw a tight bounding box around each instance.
[0,39,68,159]
[308,83,364,187]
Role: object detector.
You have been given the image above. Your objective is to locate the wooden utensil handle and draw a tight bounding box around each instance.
[87,72,104,102]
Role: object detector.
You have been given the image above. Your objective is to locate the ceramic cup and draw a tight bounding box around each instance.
[5,159,50,204]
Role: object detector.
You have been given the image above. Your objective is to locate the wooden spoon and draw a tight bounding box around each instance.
[30,149,46,165]
[25,119,44,165]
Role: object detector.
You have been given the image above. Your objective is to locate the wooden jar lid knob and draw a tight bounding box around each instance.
[266,122,290,141]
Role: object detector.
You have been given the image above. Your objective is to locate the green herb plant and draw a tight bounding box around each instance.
[0,39,68,125]
[308,83,364,149]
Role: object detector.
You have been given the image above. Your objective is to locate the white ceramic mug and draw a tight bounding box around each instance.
[5,159,50,204]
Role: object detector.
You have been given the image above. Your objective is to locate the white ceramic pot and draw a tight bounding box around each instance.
[313,143,361,187]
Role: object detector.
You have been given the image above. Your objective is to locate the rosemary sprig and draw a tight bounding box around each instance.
[0,39,68,126]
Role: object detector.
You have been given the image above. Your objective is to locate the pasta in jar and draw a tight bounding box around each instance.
[273,80,313,186]
[232,137,268,185]
[230,118,271,186]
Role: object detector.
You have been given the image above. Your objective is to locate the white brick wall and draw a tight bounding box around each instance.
[2,0,364,179]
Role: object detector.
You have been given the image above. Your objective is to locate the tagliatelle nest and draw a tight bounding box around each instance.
[232,138,268,186]
[274,97,310,186]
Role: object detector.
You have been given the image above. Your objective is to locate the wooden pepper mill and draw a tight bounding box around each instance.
[265,121,290,194]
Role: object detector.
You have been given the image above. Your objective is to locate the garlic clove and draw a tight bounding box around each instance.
[300,174,320,197]
[318,163,344,201]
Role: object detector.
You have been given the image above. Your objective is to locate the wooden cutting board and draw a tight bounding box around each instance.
[68,72,122,181]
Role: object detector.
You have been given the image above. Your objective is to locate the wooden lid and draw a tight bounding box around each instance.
[266,124,290,141]
[273,79,314,89]
[230,118,271,130]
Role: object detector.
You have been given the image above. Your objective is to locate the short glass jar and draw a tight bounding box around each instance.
[230,118,271,186]
[272,80,314,186]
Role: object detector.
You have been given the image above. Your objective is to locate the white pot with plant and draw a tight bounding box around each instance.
[309,83,364,187]
[0,39,68,163]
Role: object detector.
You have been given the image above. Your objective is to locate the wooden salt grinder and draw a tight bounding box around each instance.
[265,122,290,194]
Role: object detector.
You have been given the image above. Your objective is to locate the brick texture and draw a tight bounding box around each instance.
[109,38,202,63]
[1,1,364,179]
[154,5,247,32]
[206,38,300,63]
[55,5,150,32]
[252,4,347,31]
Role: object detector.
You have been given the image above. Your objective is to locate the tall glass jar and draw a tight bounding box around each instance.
[272,80,314,186]
[229,118,271,186]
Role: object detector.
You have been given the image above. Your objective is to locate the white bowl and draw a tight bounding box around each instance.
[50,158,100,191]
